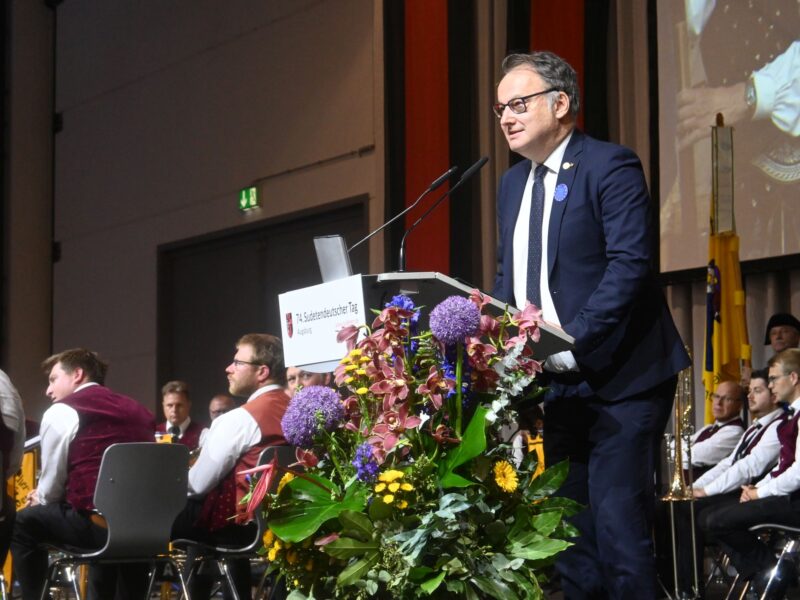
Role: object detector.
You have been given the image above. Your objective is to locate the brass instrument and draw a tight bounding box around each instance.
[661,364,700,599]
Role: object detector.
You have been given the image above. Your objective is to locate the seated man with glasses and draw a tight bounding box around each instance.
[172,333,290,600]
[700,348,800,597]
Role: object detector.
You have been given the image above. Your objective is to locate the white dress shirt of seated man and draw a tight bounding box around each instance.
[684,380,745,470]
[694,371,784,498]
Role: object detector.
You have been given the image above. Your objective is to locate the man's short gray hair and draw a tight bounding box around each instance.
[501,51,580,117]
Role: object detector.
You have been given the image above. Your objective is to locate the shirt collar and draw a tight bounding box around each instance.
[246,383,283,403]
[535,130,573,175]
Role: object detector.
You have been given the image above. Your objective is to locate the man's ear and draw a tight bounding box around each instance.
[71,367,87,385]
[259,364,271,385]
[553,91,571,120]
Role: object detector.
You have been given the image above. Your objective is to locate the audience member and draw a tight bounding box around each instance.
[665,369,785,594]
[701,349,800,596]
[683,381,745,479]
[0,369,26,558]
[172,333,290,600]
[764,312,800,356]
[11,348,155,600]
[155,380,203,450]
[285,366,330,397]
[208,394,235,421]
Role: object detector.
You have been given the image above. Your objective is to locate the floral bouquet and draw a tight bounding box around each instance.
[243,291,580,599]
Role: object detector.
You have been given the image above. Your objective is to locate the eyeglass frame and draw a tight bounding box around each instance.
[231,359,265,369]
[493,87,560,118]
[768,373,792,384]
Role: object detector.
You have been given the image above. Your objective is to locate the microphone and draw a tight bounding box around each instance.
[348,165,459,253]
[398,156,488,271]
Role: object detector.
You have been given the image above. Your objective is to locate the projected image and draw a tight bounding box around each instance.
[658,1,799,272]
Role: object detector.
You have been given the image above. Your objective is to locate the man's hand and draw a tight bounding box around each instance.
[740,484,759,502]
[25,489,40,507]
[693,487,707,498]
[677,82,748,150]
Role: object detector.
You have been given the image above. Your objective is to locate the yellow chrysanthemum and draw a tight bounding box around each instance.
[340,355,352,365]
[493,460,519,493]
[374,482,386,492]
[263,529,275,547]
[359,355,371,363]
[356,369,366,376]
[378,469,404,483]
[277,473,295,493]
[344,364,358,372]
[397,500,409,509]
[349,349,363,357]
[388,482,400,493]
[273,539,283,550]
[345,376,354,384]
[356,387,369,395]
[267,546,279,561]
[382,494,395,504]
[400,482,414,491]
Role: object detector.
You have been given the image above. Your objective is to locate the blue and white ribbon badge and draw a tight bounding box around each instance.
[554,183,568,202]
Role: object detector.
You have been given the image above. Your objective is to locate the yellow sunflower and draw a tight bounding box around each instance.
[493,460,519,493]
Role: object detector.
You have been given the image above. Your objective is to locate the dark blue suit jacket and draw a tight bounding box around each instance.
[492,130,689,401]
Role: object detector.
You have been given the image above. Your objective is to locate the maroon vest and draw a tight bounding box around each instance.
[688,418,745,479]
[155,420,204,450]
[60,385,155,511]
[770,410,800,479]
[198,388,289,531]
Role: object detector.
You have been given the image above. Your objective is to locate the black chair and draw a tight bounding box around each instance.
[39,442,190,600]
[174,445,295,600]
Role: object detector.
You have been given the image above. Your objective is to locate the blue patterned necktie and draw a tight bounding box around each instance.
[526,164,549,308]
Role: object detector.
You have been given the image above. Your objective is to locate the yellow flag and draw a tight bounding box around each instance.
[702,231,751,423]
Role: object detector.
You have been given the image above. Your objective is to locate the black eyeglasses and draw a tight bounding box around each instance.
[231,359,264,369]
[493,88,559,118]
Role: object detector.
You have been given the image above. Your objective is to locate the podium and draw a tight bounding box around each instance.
[278,272,574,372]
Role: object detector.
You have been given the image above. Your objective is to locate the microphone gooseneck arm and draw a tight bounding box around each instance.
[347,165,458,253]
[398,156,488,272]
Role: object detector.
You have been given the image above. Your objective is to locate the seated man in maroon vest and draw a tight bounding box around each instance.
[172,333,290,600]
[10,348,155,600]
[683,380,746,479]
[701,349,800,596]
[155,379,204,450]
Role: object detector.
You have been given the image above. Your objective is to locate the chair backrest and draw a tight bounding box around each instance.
[93,442,189,559]
[237,445,296,554]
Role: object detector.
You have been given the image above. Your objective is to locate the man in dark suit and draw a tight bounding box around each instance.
[491,51,690,599]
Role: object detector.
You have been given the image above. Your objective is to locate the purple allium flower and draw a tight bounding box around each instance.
[281,385,344,448]
[429,296,480,345]
[352,442,379,482]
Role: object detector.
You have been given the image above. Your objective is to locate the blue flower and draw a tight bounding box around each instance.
[352,442,379,482]
[281,386,344,448]
[429,296,480,346]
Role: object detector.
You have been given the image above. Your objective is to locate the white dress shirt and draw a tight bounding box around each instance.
[695,408,784,495]
[512,131,576,372]
[683,417,745,469]
[37,382,98,504]
[188,384,282,497]
[756,396,800,497]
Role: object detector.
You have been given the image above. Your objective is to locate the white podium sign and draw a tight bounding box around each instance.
[278,274,366,371]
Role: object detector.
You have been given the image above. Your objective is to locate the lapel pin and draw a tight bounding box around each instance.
[562,161,573,170]
[554,183,569,202]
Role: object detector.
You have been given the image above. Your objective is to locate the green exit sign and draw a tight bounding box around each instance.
[238,186,259,211]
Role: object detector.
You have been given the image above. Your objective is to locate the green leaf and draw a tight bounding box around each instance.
[438,406,489,488]
[420,571,446,595]
[471,575,519,600]
[337,552,380,587]
[408,566,435,581]
[531,510,561,536]
[321,536,379,559]
[531,495,583,516]
[338,509,373,542]
[526,461,569,498]
[268,482,367,542]
[508,535,571,560]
